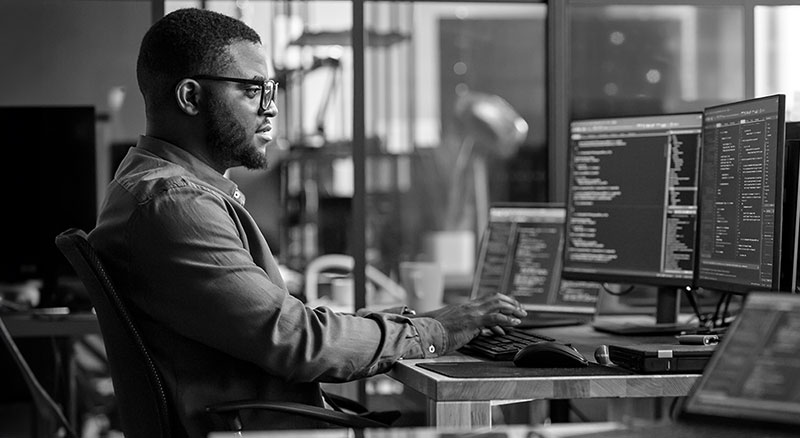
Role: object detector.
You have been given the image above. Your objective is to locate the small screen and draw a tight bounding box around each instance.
[563,113,703,287]
[696,94,797,293]
[471,204,600,314]
[685,292,800,424]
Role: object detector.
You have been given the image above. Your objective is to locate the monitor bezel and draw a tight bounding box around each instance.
[561,111,704,289]
[694,94,796,295]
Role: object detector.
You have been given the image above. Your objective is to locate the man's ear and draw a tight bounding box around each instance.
[175,79,202,115]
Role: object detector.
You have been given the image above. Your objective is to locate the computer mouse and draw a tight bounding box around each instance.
[513,342,589,368]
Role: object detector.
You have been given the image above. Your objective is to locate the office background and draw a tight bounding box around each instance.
[5,1,800,282]
[2,0,800,436]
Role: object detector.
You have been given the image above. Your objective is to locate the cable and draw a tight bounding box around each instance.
[711,292,727,329]
[721,293,733,327]
[568,404,591,423]
[669,396,683,419]
[601,283,635,296]
[682,287,708,326]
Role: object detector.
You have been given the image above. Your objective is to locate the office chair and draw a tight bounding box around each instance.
[0,316,78,438]
[55,228,395,438]
[303,254,406,307]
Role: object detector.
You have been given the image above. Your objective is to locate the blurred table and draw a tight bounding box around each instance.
[2,311,100,430]
[3,311,99,338]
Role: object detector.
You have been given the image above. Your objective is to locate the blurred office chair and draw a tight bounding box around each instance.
[304,254,406,309]
[0,315,78,438]
[55,228,393,438]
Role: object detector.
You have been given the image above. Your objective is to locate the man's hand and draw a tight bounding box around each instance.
[417,293,527,353]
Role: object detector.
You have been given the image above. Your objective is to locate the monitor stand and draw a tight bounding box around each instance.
[592,286,698,335]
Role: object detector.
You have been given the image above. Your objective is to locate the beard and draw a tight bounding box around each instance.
[204,93,268,170]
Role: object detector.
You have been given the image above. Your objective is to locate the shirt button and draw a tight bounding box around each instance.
[428,345,435,354]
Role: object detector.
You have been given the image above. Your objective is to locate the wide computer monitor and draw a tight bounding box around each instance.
[562,112,703,332]
[0,106,97,308]
[695,94,799,296]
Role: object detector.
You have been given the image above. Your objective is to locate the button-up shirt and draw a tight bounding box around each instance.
[89,135,447,436]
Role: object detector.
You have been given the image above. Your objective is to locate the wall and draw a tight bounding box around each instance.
[0,0,151,202]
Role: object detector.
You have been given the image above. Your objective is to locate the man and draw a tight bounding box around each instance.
[89,8,526,436]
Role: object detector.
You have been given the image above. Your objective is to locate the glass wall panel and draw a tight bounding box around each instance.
[756,5,800,120]
[364,2,548,301]
[569,4,745,119]
[167,1,359,308]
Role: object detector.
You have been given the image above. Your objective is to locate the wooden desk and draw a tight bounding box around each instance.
[210,422,626,438]
[387,323,700,428]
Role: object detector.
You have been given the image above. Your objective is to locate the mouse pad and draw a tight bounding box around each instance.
[416,361,635,378]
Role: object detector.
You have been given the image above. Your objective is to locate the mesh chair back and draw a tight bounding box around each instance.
[55,228,183,438]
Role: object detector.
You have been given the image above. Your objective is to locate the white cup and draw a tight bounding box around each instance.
[330,277,354,309]
[423,230,476,277]
[399,262,444,314]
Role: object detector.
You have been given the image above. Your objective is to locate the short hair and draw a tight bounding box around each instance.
[136,8,262,110]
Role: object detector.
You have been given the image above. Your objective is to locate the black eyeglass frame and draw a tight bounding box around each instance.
[190,74,278,111]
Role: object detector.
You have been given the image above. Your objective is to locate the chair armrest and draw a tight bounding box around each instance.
[322,392,368,414]
[205,400,388,430]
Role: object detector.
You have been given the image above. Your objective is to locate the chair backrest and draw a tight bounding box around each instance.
[0,316,77,438]
[55,228,183,438]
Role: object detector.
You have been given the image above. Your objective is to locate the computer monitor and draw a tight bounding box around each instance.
[562,112,703,331]
[0,106,97,307]
[695,94,799,296]
[470,203,601,319]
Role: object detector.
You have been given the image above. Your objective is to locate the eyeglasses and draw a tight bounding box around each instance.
[191,75,278,112]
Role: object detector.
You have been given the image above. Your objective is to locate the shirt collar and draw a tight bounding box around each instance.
[136,135,246,205]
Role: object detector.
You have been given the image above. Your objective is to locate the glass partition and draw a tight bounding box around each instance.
[756,5,800,120]
[364,2,548,306]
[568,4,745,119]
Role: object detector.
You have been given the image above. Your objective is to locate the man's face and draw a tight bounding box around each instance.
[202,41,277,170]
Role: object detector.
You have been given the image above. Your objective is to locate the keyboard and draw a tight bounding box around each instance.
[458,327,557,361]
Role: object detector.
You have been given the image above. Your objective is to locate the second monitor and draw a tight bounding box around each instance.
[563,112,704,330]
[696,94,799,296]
